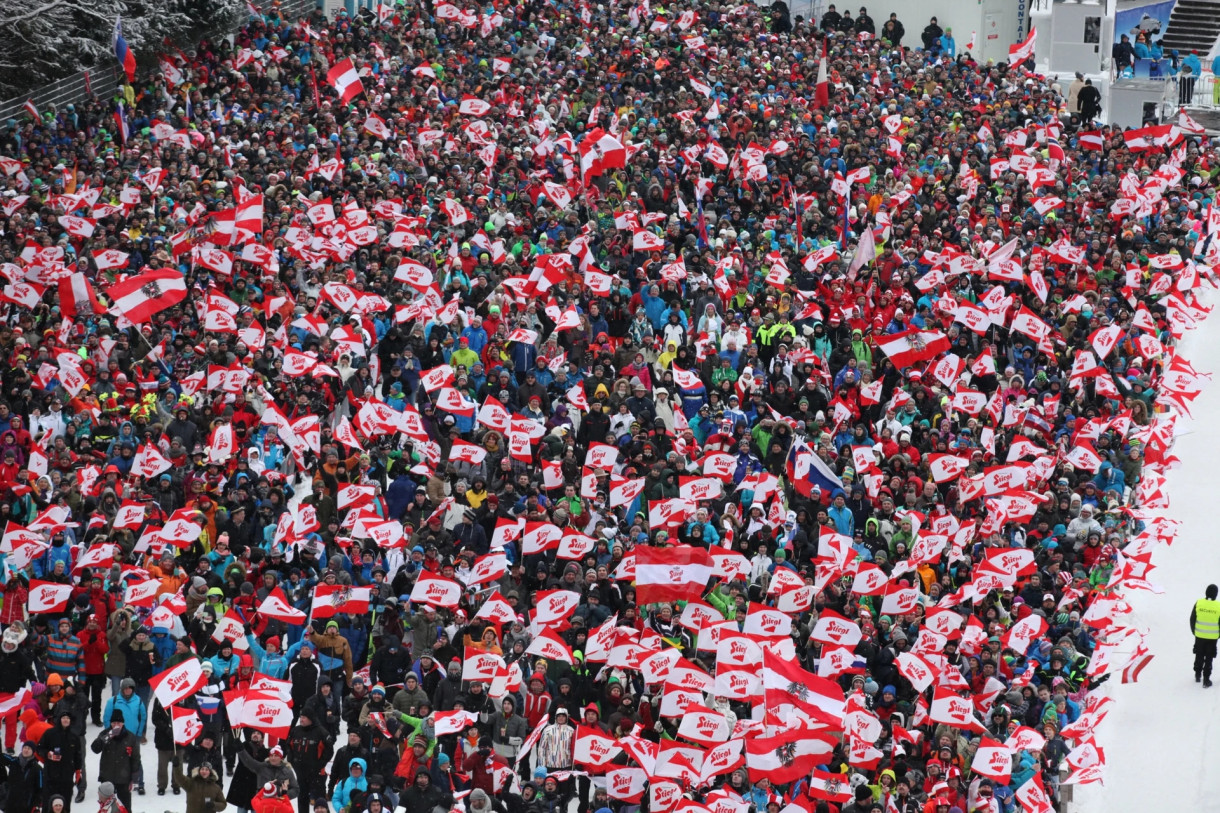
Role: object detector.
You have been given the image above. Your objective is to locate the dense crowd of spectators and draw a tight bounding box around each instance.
[0,2,1213,813]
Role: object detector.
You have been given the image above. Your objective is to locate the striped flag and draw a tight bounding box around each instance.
[1121,645,1153,683]
[59,273,102,319]
[634,545,714,604]
[23,100,38,120]
[103,268,187,324]
[113,17,137,83]
[814,37,829,108]
[114,101,129,144]
[1079,130,1104,150]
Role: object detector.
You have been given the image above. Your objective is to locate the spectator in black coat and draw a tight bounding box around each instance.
[820,3,841,31]
[882,13,904,46]
[921,17,944,51]
[399,770,452,813]
[39,714,81,811]
[2,742,45,813]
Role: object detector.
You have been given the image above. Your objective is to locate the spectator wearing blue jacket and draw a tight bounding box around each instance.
[34,536,74,577]
[331,758,368,813]
[640,283,667,329]
[460,318,489,354]
[207,641,241,680]
[103,678,148,738]
[1092,461,1125,495]
[828,488,854,536]
[939,27,956,57]
[245,633,290,679]
[149,626,177,674]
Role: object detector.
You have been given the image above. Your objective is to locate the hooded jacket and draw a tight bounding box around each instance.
[103,680,148,738]
[0,750,42,813]
[302,676,343,736]
[175,761,228,813]
[399,772,452,813]
[432,661,464,711]
[287,717,335,780]
[331,758,369,813]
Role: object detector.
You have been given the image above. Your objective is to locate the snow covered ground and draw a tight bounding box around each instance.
[1073,293,1220,813]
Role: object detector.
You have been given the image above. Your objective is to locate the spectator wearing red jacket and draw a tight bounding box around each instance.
[461,739,507,797]
[252,782,296,813]
[78,615,110,726]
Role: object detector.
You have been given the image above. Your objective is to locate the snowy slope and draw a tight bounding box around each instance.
[1073,294,1220,813]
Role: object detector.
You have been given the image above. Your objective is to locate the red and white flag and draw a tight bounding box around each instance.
[364,114,391,140]
[459,95,491,116]
[606,769,648,802]
[1008,27,1037,65]
[761,650,847,723]
[113,501,146,530]
[814,37,829,108]
[124,579,160,608]
[171,706,203,746]
[927,453,969,483]
[105,268,187,324]
[971,738,1014,780]
[634,545,713,604]
[745,730,836,783]
[1121,645,1153,683]
[807,770,853,804]
[574,725,624,769]
[930,687,986,732]
[434,710,479,736]
[237,691,293,739]
[27,579,73,613]
[310,584,372,618]
[1015,774,1055,813]
[676,704,732,744]
[525,627,574,663]
[449,440,488,464]
[258,587,307,624]
[326,57,364,103]
[1079,130,1104,150]
[633,229,665,251]
[874,330,950,368]
[409,572,462,607]
[149,657,206,707]
[441,198,470,225]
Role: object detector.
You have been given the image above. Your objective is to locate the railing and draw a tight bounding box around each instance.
[1179,73,1220,107]
[0,0,318,122]
[0,65,121,123]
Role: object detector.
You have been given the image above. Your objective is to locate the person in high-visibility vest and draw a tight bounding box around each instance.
[1191,584,1220,687]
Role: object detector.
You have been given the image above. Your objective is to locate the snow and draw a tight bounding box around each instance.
[1074,292,1220,813]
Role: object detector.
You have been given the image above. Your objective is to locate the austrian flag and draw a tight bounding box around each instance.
[104,268,187,324]
[326,57,365,103]
[633,545,714,604]
[875,329,951,368]
[310,584,372,618]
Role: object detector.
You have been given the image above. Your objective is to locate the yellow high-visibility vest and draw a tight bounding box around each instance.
[1195,598,1220,640]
